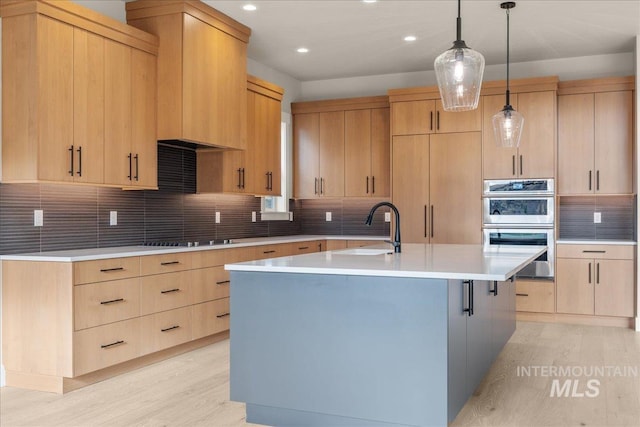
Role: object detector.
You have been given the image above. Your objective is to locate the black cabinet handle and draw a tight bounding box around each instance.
[263,250,276,254]
[216,280,231,285]
[372,176,375,194]
[320,178,324,195]
[265,172,270,190]
[430,111,433,131]
[314,178,318,195]
[423,205,427,238]
[76,146,82,177]
[463,280,474,316]
[596,170,600,191]
[160,261,180,266]
[100,298,124,305]
[366,176,369,194]
[134,154,139,181]
[596,263,600,284]
[491,280,498,296]
[430,205,434,239]
[516,293,529,297]
[68,145,74,176]
[436,111,440,131]
[101,340,124,349]
[582,250,606,254]
[237,168,242,189]
[519,155,523,176]
[160,288,180,294]
[161,325,180,332]
[589,170,592,191]
[512,155,516,176]
[127,153,132,180]
[241,168,245,189]
[100,267,124,272]
[588,262,592,284]
[298,246,309,250]
[216,312,230,318]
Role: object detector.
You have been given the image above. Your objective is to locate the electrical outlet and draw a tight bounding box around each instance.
[325,212,332,222]
[252,211,257,222]
[215,212,221,224]
[384,212,391,222]
[289,211,294,221]
[110,211,118,226]
[34,209,43,227]
[594,212,602,223]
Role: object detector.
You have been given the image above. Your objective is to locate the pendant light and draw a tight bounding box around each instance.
[492,2,524,148]
[434,0,485,112]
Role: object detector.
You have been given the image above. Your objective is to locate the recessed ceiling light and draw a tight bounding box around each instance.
[362,0,377,3]
[297,47,309,53]
[404,35,417,42]
[242,4,257,11]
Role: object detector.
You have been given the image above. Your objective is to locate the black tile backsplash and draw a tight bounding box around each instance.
[558,195,636,240]
[0,145,389,255]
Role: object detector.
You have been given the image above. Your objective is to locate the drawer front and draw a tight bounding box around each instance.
[253,243,291,260]
[192,266,230,304]
[347,240,380,248]
[74,257,140,285]
[140,271,191,316]
[191,249,225,269]
[140,252,191,276]
[224,247,256,264]
[140,306,192,355]
[74,317,141,376]
[289,241,321,255]
[516,279,555,313]
[74,278,141,330]
[556,244,634,260]
[192,298,230,340]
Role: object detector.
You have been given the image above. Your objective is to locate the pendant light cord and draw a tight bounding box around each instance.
[456,0,462,41]
[505,6,511,106]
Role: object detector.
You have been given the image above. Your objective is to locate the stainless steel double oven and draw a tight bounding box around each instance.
[482,179,555,279]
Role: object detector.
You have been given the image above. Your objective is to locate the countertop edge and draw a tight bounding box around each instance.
[556,240,637,246]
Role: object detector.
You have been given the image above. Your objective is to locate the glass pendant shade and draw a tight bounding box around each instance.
[434,43,485,112]
[492,105,524,148]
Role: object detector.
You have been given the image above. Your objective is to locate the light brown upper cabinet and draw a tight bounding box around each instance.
[293,96,389,199]
[390,97,482,136]
[198,76,284,195]
[1,1,158,188]
[344,108,390,197]
[126,0,250,150]
[557,77,634,195]
[482,89,556,180]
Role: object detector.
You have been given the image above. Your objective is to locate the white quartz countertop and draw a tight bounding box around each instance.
[556,240,637,246]
[0,235,386,262]
[225,243,547,281]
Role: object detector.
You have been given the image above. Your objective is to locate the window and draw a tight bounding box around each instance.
[261,112,292,220]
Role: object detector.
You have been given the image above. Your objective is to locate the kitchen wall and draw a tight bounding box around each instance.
[558,196,636,241]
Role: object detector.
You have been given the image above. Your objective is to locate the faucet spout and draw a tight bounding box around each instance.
[365,202,401,253]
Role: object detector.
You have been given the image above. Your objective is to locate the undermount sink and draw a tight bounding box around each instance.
[335,248,394,256]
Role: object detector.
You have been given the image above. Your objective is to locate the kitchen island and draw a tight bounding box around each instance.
[226,243,546,427]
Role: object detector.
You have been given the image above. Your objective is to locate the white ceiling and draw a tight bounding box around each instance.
[205,0,640,82]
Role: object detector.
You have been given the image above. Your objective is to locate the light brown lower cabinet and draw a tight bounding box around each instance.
[140,306,193,355]
[192,298,231,340]
[515,279,555,313]
[556,244,635,317]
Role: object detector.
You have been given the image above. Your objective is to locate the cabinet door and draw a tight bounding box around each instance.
[371,108,390,197]
[319,111,345,197]
[466,281,494,396]
[430,133,482,244]
[391,100,435,135]
[103,40,132,186]
[73,28,105,184]
[595,91,633,194]
[266,92,282,195]
[251,91,282,196]
[435,99,482,133]
[594,259,634,317]
[345,109,372,197]
[392,135,429,243]
[556,258,594,315]
[558,94,595,194]
[131,48,157,189]
[38,16,74,183]
[482,94,518,179]
[491,280,516,359]
[293,113,320,198]
[517,91,556,179]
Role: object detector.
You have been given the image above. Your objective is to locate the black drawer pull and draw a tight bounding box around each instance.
[582,250,606,254]
[298,246,309,250]
[100,298,124,305]
[216,312,230,318]
[100,267,124,272]
[160,261,180,266]
[216,280,231,285]
[161,325,180,332]
[160,288,180,294]
[516,293,529,297]
[101,340,124,349]
[263,250,276,254]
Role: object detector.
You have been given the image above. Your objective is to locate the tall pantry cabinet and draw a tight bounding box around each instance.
[1,0,159,188]
[388,87,482,244]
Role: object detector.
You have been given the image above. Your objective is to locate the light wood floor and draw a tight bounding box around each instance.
[1,321,639,427]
